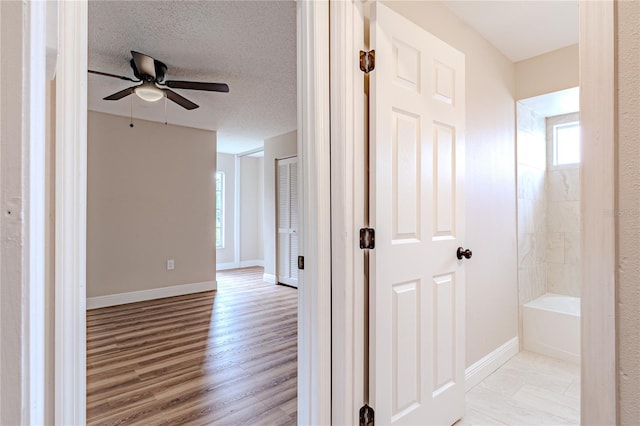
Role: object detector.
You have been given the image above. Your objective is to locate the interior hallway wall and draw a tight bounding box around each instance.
[616,0,640,422]
[239,155,265,265]
[515,44,579,100]
[385,1,518,368]
[263,130,297,282]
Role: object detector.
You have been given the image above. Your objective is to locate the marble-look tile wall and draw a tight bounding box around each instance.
[517,104,548,307]
[546,112,581,296]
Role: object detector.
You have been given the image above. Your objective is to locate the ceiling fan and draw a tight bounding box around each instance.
[88,51,229,110]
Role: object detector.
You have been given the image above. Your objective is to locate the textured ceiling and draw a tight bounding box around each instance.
[88,0,296,154]
[89,1,577,153]
[443,1,578,62]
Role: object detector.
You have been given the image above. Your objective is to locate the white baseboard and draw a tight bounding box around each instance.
[465,337,519,391]
[217,260,265,271]
[239,259,265,268]
[216,262,238,271]
[87,280,217,309]
[263,273,277,284]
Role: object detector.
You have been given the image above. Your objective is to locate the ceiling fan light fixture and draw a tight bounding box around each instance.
[134,84,164,102]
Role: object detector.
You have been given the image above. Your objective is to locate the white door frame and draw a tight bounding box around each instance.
[579,1,617,424]
[330,1,366,423]
[52,0,332,424]
[329,0,618,424]
[296,1,332,423]
[55,1,88,424]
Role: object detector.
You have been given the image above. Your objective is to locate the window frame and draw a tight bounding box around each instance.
[215,171,225,249]
[547,112,581,170]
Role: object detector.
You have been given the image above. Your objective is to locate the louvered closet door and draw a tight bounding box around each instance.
[277,157,298,287]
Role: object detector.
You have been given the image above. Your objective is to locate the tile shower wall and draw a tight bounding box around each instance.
[517,104,548,307]
[546,112,581,296]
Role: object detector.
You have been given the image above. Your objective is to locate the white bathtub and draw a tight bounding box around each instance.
[523,293,580,364]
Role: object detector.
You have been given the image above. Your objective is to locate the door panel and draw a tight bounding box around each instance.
[369,2,466,425]
[277,157,298,287]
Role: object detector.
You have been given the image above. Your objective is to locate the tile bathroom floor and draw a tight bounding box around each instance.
[457,351,580,426]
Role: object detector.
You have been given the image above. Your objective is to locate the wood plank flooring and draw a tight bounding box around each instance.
[86,267,297,426]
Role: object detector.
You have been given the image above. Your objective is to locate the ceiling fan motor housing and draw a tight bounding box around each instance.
[130,58,167,82]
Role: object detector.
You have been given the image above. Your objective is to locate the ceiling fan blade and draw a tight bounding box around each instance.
[164,80,230,93]
[131,51,156,79]
[103,86,137,101]
[89,69,139,82]
[163,89,199,110]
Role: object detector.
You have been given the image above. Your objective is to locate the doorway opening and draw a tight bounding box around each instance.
[85,1,300,423]
[464,87,582,426]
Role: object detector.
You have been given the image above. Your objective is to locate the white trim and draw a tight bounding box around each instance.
[239,259,265,268]
[216,261,239,271]
[276,153,298,161]
[26,2,47,423]
[233,155,241,266]
[237,147,264,157]
[579,1,617,424]
[86,281,217,310]
[465,337,519,392]
[297,0,332,423]
[54,1,87,424]
[215,171,225,249]
[330,1,366,424]
[217,260,264,271]
[263,273,277,284]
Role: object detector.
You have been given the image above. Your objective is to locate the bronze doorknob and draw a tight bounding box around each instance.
[457,247,472,260]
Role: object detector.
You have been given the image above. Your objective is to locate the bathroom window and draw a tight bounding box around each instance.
[552,121,580,166]
[215,172,224,249]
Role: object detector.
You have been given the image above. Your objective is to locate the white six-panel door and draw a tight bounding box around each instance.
[277,157,298,287]
[369,3,466,425]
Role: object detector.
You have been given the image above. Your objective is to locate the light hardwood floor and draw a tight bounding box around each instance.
[459,351,580,426]
[86,267,297,426]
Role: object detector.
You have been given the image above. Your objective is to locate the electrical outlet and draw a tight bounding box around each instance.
[167,259,175,270]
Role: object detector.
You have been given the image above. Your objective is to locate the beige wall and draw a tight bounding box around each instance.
[617,0,640,423]
[87,112,216,297]
[263,130,297,279]
[240,156,265,263]
[1,2,25,422]
[385,1,518,367]
[515,44,579,100]
[216,153,236,265]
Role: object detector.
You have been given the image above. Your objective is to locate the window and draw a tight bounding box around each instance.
[553,121,580,166]
[215,172,224,248]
